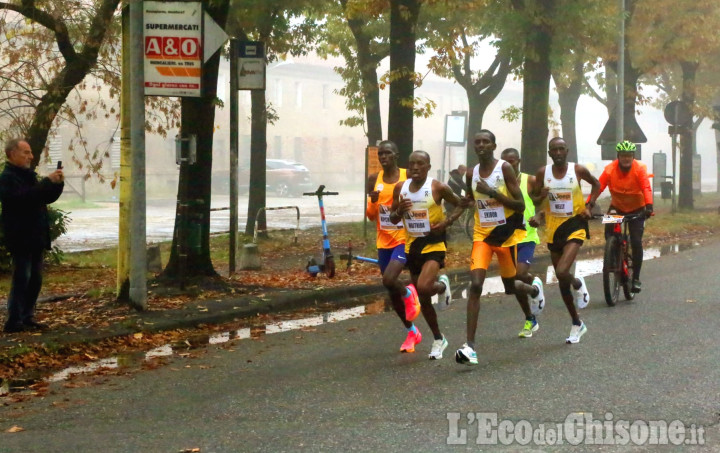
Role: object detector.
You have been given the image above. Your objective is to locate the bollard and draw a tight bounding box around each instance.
[239,243,262,270]
[147,245,162,273]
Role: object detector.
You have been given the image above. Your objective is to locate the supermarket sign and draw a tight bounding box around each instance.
[143,1,227,97]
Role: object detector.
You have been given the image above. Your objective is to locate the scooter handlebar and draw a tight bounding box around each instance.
[303,185,339,196]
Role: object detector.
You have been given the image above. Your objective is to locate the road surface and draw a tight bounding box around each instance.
[1,238,719,451]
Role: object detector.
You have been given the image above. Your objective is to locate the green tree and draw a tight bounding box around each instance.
[316,0,389,146]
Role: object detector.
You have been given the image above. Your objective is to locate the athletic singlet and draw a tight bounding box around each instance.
[471,160,526,247]
[519,172,540,245]
[543,163,586,244]
[367,168,407,249]
[399,177,446,254]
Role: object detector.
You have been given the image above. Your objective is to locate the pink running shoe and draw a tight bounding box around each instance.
[400,328,422,353]
[404,284,421,321]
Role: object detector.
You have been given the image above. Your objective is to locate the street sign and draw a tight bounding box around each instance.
[143,2,228,97]
[144,2,203,97]
[237,41,266,90]
[444,112,468,146]
[203,11,228,63]
[664,101,692,126]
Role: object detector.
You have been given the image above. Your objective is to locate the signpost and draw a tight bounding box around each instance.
[236,41,266,90]
[443,111,468,182]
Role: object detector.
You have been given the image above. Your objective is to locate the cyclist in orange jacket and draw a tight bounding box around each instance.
[595,140,653,293]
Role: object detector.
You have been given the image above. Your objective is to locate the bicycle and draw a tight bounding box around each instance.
[601,212,644,306]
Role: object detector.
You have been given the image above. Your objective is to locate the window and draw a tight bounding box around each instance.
[295,82,302,109]
[274,79,283,107]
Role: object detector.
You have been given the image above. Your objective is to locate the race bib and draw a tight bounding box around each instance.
[476,198,506,227]
[548,191,573,217]
[378,204,403,230]
[404,209,430,237]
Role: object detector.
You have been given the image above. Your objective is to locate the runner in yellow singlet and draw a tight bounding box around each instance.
[454,131,544,366]
[366,140,422,354]
[500,148,545,317]
[531,137,600,344]
[389,151,465,360]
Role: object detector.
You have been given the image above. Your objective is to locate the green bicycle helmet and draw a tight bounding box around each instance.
[615,140,636,152]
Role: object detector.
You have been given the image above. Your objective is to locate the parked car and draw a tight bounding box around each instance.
[237,159,313,197]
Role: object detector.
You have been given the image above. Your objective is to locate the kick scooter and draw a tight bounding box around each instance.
[303,185,339,278]
[340,240,379,270]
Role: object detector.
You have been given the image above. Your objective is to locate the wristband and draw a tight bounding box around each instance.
[489,189,497,199]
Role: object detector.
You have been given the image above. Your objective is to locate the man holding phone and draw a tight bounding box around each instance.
[0,138,64,333]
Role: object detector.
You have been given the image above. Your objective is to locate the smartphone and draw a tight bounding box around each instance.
[56,160,62,169]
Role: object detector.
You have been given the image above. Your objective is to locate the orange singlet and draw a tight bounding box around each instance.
[366,168,407,249]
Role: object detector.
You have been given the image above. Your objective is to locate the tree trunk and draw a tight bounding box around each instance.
[162,2,229,278]
[678,60,698,210]
[388,0,421,165]
[454,50,512,168]
[245,89,268,236]
[554,60,584,163]
[519,0,554,175]
[346,14,384,146]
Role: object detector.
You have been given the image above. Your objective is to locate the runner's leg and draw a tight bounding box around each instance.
[413,260,443,340]
[550,242,582,325]
[383,259,411,328]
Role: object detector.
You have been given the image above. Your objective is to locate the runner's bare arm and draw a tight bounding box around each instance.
[432,181,464,231]
[366,173,380,220]
[497,162,525,212]
[576,164,601,207]
[389,182,411,224]
[530,166,548,206]
[576,164,601,218]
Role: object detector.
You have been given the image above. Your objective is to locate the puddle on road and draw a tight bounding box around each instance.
[1,241,700,392]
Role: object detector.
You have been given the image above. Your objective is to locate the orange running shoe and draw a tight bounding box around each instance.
[404,284,420,321]
[400,328,422,353]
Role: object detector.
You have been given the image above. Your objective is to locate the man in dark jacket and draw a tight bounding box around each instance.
[0,138,64,333]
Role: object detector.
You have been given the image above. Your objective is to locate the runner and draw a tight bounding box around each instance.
[389,150,465,360]
[593,140,653,292]
[455,132,544,367]
[366,140,421,353]
[500,148,545,316]
[530,137,600,344]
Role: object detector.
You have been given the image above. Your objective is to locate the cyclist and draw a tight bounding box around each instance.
[594,140,653,293]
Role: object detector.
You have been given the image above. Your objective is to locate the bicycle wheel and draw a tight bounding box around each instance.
[622,240,635,301]
[603,235,621,306]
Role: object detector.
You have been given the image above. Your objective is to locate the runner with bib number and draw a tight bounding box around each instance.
[389,151,465,360]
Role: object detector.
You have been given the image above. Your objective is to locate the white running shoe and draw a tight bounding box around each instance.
[566,321,587,344]
[574,276,590,309]
[438,274,452,309]
[455,343,478,366]
[530,276,545,315]
[428,335,448,360]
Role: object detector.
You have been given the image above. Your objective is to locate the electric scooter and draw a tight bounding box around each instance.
[340,240,379,271]
[303,185,339,278]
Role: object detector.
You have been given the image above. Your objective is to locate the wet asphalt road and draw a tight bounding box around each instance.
[1,238,719,452]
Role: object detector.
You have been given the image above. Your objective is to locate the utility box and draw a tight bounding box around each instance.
[661,181,673,200]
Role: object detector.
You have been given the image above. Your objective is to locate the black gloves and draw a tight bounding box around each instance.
[644,203,653,219]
